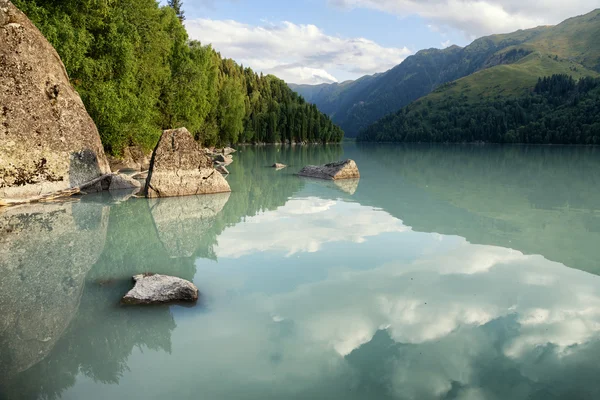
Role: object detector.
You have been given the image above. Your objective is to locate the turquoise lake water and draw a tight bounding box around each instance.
[1,144,600,399]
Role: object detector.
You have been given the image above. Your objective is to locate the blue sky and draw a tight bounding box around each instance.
[171,0,598,84]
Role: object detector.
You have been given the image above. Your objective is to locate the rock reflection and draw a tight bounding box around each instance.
[149,193,231,258]
[0,201,109,378]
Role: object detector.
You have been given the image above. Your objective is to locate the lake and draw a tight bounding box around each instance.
[1,143,600,400]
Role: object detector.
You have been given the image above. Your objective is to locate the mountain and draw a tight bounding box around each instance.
[291,9,600,138]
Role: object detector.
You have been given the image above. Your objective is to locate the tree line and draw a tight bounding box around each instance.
[358,74,600,145]
[14,0,343,155]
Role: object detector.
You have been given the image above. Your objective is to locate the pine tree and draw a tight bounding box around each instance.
[168,0,185,22]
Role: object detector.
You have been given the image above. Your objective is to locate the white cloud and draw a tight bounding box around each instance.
[441,39,451,48]
[185,19,412,84]
[330,0,599,38]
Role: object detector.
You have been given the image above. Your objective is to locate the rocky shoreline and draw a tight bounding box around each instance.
[0,0,357,208]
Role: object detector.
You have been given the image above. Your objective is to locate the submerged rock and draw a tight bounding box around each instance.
[0,1,110,200]
[298,159,360,180]
[144,128,231,198]
[272,163,287,169]
[122,273,199,305]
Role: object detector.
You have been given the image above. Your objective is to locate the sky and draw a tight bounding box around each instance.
[173,0,600,85]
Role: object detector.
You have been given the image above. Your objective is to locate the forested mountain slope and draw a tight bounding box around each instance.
[292,9,600,137]
[358,75,600,144]
[13,0,343,155]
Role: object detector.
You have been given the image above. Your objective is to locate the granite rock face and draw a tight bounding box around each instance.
[144,128,231,198]
[0,201,110,377]
[122,274,199,305]
[298,160,360,180]
[0,1,110,200]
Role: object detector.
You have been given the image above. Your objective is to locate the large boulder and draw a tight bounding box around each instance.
[144,128,231,198]
[298,159,360,180]
[0,1,110,200]
[122,273,199,305]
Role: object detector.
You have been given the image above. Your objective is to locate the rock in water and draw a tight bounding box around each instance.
[214,154,233,165]
[215,165,229,175]
[0,1,110,200]
[298,159,360,180]
[272,163,287,169]
[222,147,236,156]
[122,274,199,305]
[144,128,231,198]
[108,173,142,191]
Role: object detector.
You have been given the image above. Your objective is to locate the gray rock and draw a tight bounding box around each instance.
[122,273,199,305]
[109,173,142,191]
[214,154,233,165]
[222,147,236,156]
[144,128,231,198]
[298,159,360,180]
[272,163,287,169]
[0,1,110,201]
[215,165,229,175]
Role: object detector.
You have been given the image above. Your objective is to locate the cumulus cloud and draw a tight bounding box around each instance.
[329,0,599,38]
[185,18,412,84]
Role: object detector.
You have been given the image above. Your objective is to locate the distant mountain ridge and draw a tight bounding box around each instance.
[290,9,600,137]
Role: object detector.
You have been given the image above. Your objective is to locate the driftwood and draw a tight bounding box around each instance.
[0,174,111,209]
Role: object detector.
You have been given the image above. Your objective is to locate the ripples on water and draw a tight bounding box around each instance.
[1,144,600,400]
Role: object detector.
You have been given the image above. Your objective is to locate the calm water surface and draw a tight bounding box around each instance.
[1,144,600,400]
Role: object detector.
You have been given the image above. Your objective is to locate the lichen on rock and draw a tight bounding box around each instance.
[0,1,110,201]
[144,128,231,198]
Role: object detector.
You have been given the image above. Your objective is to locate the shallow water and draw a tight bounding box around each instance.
[1,144,600,400]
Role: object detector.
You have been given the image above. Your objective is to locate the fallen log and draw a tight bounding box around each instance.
[0,174,112,209]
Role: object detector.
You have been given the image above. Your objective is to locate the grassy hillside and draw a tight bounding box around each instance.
[292,9,600,138]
